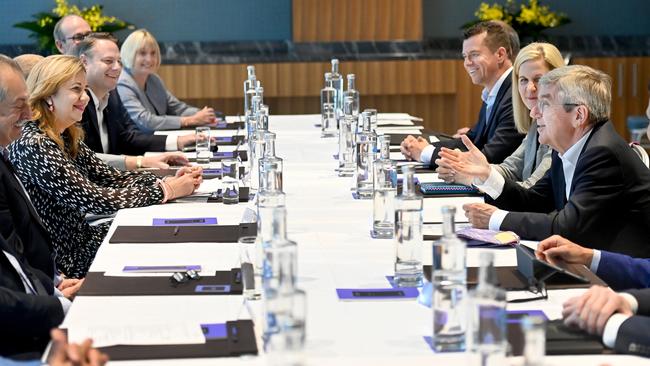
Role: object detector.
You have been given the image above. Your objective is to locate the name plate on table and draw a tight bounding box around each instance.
[94,320,257,361]
[108,223,257,244]
[214,135,245,145]
[77,269,243,296]
[336,288,419,300]
[214,121,245,130]
[188,150,247,162]
[152,218,218,226]
[123,265,202,273]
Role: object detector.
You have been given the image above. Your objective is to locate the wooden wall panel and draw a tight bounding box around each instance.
[292,0,422,42]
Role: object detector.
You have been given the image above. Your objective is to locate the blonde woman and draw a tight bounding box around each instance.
[437,42,565,188]
[10,55,201,277]
[117,29,217,133]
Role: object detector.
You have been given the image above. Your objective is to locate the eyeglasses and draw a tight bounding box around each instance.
[507,281,549,303]
[65,31,111,43]
[169,269,201,286]
[65,31,92,42]
[536,100,581,114]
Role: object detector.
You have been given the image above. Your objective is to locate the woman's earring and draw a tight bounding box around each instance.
[47,101,54,111]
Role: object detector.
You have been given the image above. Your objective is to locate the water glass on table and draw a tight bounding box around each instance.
[221,158,240,204]
[238,236,262,300]
[195,126,211,164]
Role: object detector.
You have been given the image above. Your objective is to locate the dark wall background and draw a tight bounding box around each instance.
[423,0,650,38]
[0,0,292,45]
[1,0,649,46]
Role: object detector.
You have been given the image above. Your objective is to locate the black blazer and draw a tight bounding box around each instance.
[0,236,63,359]
[494,120,650,258]
[614,289,650,357]
[430,70,524,167]
[0,157,55,279]
[81,89,167,156]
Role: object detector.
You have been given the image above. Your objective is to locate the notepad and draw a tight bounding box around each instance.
[419,182,480,196]
[68,323,206,348]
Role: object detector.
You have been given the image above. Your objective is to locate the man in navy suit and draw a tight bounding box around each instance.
[558,282,650,357]
[74,34,195,171]
[537,235,650,291]
[463,65,650,258]
[400,20,524,167]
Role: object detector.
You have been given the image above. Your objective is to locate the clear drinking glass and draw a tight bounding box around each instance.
[195,126,211,165]
[239,236,261,300]
[432,205,467,352]
[221,158,239,204]
[364,108,378,131]
[469,252,507,366]
[265,288,307,366]
[394,164,423,286]
[522,315,546,366]
[372,135,396,238]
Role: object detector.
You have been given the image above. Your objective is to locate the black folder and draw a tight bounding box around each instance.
[77,269,243,296]
[508,319,607,356]
[97,320,258,361]
[109,223,257,244]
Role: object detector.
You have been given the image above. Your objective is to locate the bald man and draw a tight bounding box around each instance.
[13,54,43,79]
[53,14,92,55]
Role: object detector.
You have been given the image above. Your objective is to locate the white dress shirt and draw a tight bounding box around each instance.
[420,67,513,165]
[486,129,593,231]
[88,89,110,154]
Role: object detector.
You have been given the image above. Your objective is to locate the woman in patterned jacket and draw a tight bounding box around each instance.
[10,55,201,278]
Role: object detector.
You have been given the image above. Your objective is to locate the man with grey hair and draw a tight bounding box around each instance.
[0,54,87,359]
[53,14,92,55]
[463,65,650,258]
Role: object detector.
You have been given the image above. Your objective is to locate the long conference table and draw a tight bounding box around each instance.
[60,114,649,365]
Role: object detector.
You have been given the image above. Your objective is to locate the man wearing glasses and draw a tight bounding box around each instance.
[53,15,92,55]
[463,65,650,258]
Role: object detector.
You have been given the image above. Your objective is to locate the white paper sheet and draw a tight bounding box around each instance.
[429,135,439,143]
[377,113,422,121]
[67,323,206,348]
[422,196,484,223]
[194,177,224,194]
[390,151,408,160]
[376,128,422,135]
[154,129,243,137]
[377,120,415,126]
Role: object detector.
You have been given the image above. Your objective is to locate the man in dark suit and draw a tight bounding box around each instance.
[0,235,66,359]
[561,285,650,357]
[536,235,650,291]
[464,65,650,258]
[74,34,195,170]
[0,55,56,279]
[400,20,524,167]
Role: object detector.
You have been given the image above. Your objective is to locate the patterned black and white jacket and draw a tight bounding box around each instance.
[10,122,164,278]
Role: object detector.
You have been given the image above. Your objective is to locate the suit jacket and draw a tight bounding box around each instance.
[81,89,167,156]
[613,289,650,357]
[493,120,552,188]
[0,236,63,359]
[117,69,199,133]
[0,157,55,279]
[494,120,650,258]
[430,70,524,167]
[596,251,650,291]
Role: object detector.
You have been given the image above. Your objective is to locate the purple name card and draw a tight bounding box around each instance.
[215,137,232,143]
[202,169,222,175]
[122,265,201,273]
[152,217,218,226]
[214,152,235,158]
[507,310,548,323]
[200,323,228,340]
